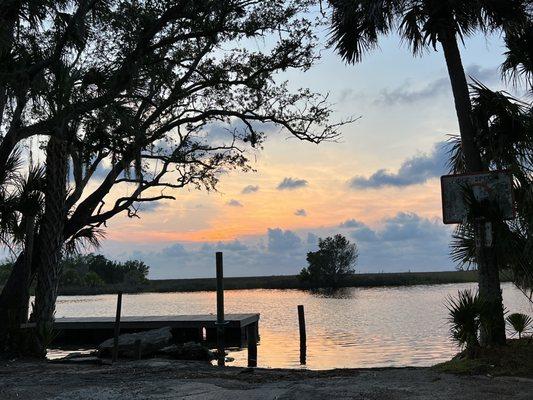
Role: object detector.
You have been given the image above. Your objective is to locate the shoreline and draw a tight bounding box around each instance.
[57,270,486,296]
[1,358,531,400]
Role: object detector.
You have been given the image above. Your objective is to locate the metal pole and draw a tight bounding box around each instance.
[216,252,225,366]
[298,305,306,365]
[112,291,123,363]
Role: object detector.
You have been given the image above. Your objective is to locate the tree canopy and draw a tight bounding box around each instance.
[0,0,353,355]
[300,234,358,288]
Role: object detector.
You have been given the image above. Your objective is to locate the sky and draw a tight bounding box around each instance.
[94,24,519,279]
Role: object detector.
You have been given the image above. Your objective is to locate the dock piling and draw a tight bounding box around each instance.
[247,322,258,367]
[298,304,306,365]
[216,252,226,367]
[112,291,123,363]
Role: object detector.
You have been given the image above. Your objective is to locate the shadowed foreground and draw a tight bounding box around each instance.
[1,359,532,400]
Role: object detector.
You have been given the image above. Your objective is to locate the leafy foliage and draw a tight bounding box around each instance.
[446,289,483,356]
[506,313,532,338]
[2,0,351,257]
[61,254,149,287]
[300,234,358,288]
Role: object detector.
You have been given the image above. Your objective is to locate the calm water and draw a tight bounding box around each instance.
[53,282,532,370]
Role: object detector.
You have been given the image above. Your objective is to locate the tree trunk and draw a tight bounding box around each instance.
[0,1,21,177]
[31,136,68,356]
[476,223,507,346]
[0,216,36,355]
[440,32,507,346]
[0,255,28,354]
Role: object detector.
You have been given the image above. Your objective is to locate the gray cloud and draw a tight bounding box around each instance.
[339,219,365,228]
[306,232,318,246]
[226,199,243,207]
[135,201,163,213]
[277,177,308,190]
[466,64,499,84]
[339,219,379,242]
[349,141,449,189]
[375,77,449,106]
[294,209,307,217]
[338,212,452,272]
[381,212,444,241]
[339,213,447,244]
[159,243,188,258]
[375,64,498,106]
[242,185,260,194]
[267,228,302,253]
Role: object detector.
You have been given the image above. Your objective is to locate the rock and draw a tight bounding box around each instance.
[98,327,173,359]
[49,353,102,365]
[157,342,215,361]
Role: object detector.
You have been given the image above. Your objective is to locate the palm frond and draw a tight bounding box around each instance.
[501,21,533,91]
[328,0,399,64]
[446,289,483,353]
[506,312,532,338]
[65,226,106,254]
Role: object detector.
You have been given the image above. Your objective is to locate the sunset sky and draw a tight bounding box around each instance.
[97,28,520,279]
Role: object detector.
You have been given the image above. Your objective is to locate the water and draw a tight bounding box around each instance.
[53,282,532,370]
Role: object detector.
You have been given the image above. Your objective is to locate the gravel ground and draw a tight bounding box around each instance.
[0,359,532,400]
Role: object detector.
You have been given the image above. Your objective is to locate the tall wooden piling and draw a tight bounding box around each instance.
[112,291,123,363]
[216,252,225,366]
[247,323,258,367]
[298,304,306,365]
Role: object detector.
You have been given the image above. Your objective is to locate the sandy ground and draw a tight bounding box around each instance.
[0,359,532,400]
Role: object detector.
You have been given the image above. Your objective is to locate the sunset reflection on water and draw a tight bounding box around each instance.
[54,283,532,369]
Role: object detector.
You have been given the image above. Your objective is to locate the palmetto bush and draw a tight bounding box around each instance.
[446,289,484,357]
[506,313,533,339]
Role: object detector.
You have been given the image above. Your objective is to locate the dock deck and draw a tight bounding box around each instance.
[46,313,260,348]
[54,313,259,330]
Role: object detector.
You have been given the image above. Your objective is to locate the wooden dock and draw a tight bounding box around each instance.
[42,313,260,348]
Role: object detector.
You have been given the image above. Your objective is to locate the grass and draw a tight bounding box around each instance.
[55,270,484,295]
[434,338,533,378]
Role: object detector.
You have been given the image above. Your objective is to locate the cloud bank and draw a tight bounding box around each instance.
[105,212,453,279]
[349,141,449,189]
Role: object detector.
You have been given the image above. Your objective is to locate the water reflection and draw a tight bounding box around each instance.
[53,283,533,370]
[308,287,356,299]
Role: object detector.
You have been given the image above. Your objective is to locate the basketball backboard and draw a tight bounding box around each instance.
[440,171,514,224]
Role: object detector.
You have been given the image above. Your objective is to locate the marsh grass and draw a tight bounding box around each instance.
[54,270,484,295]
[434,338,533,378]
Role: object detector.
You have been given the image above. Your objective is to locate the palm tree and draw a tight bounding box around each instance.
[0,157,44,354]
[450,82,533,304]
[30,135,69,356]
[328,0,530,346]
[506,313,532,338]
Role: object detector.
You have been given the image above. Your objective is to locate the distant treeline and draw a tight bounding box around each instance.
[55,270,495,296]
[0,254,149,289]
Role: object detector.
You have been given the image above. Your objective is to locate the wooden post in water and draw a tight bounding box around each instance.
[247,322,258,367]
[112,291,123,363]
[298,304,306,365]
[216,252,225,366]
